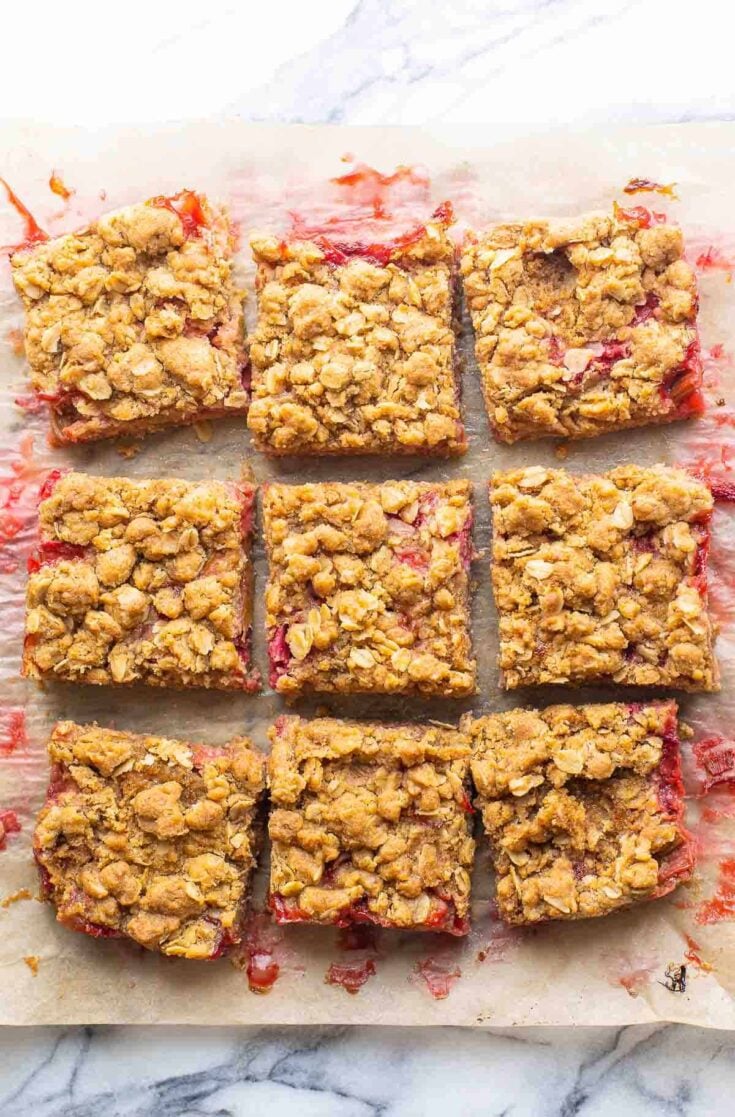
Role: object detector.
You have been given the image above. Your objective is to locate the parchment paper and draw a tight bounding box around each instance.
[2,120,735,1027]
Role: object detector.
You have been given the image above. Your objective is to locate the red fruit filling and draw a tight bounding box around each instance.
[662,339,705,417]
[623,179,677,198]
[267,625,291,687]
[150,190,208,239]
[269,890,468,935]
[292,200,454,269]
[27,539,89,574]
[247,948,280,992]
[613,202,667,229]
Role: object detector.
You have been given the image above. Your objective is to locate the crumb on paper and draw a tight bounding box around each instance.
[1,888,33,908]
[48,172,73,201]
[193,420,213,443]
[115,440,142,460]
[23,955,39,975]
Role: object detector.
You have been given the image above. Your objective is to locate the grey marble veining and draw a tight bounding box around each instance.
[2,0,735,1111]
[2,1023,735,1115]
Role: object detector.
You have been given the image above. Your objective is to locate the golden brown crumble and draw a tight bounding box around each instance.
[465,700,693,924]
[268,715,474,932]
[34,721,265,958]
[11,193,247,443]
[247,215,465,455]
[461,209,702,442]
[490,465,717,690]
[24,472,258,691]
[263,480,476,696]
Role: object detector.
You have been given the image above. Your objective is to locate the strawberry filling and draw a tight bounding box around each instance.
[613,202,667,229]
[631,291,660,326]
[267,625,291,686]
[269,889,468,934]
[292,200,454,269]
[27,539,89,574]
[662,338,705,417]
[150,190,208,239]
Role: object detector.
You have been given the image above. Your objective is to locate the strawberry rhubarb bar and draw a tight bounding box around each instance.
[263,479,476,696]
[246,205,465,455]
[268,715,474,933]
[34,720,265,957]
[490,464,718,690]
[461,207,703,443]
[466,700,694,924]
[10,191,248,443]
[23,471,258,691]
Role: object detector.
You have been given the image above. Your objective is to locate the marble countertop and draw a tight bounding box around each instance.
[2,0,735,1112]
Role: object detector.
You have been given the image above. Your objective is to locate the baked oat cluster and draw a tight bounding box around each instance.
[466,701,693,924]
[268,715,474,932]
[461,208,702,442]
[263,479,476,696]
[24,472,258,691]
[490,464,718,690]
[34,721,265,957]
[246,210,465,455]
[11,192,247,443]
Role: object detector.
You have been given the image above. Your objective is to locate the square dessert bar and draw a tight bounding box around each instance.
[23,471,259,691]
[461,207,703,443]
[268,715,475,933]
[34,721,265,957]
[490,464,718,690]
[466,700,694,924]
[11,191,247,443]
[246,206,466,455]
[263,479,476,696]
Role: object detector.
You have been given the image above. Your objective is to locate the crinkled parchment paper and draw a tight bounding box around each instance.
[2,120,735,1027]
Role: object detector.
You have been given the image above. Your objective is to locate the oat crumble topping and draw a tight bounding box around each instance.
[490,464,718,690]
[462,208,702,442]
[11,193,248,443]
[263,480,476,696]
[466,701,693,924]
[34,721,265,957]
[268,715,474,932]
[24,472,258,691]
[246,212,465,455]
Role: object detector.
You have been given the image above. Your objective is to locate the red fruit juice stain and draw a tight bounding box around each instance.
[0,179,48,252]
[696,246,735,272]
[683,935,712,971]
[325,958,377,995]
[696,859,735,925]
[0,709,26,756]
[414,956,462,1000]
[0,809,21,850]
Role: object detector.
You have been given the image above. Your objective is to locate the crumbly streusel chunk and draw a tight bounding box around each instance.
[34,721,265,957]
[462,208,702,442]
[490,464,718,690]
[264,480,476,696]
[247,210,466,455]
[466,700,693,924]
[11,192,247,443]
[23,472,258,691]
[268,715,474,932]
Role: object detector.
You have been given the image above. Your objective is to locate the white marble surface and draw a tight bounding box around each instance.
[3,0,735,1112]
